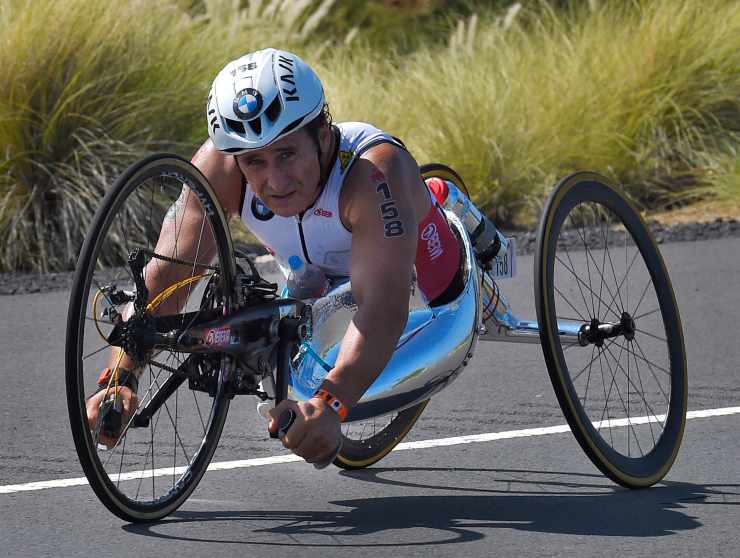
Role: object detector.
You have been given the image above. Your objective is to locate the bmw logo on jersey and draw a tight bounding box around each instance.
[251,196,274,221]
[233,88,263,120]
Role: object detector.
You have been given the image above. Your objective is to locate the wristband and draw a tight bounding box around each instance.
[311,389,348,421]
[94,367,139,395]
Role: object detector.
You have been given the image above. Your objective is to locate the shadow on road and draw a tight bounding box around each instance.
[121,467,738,546]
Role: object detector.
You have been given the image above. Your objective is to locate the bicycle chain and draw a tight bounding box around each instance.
[141,248,220,272]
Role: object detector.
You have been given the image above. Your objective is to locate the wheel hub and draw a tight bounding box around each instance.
[578,311,636,347]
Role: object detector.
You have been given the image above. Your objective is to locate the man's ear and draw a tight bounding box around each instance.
[318,119,332,149]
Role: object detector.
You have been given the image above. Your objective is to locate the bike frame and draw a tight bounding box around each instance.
[116,213,604,428]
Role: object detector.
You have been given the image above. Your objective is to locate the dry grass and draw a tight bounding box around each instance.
[1,0,738,271]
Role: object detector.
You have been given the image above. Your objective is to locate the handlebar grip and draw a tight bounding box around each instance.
[99,394,124,439]
[270,408,296,440]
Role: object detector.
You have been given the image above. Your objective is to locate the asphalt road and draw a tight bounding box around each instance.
[1,237,739,557]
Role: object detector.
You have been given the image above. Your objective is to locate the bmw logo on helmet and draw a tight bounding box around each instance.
[233,88,263,120]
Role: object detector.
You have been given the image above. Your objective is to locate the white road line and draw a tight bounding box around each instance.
[1,406,738,495]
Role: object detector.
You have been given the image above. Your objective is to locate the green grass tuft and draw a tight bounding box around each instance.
[321,0,740,226]
[0,0,307,272]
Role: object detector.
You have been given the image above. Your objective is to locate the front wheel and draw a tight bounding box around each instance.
[535,172,687,488]
[65,154,237,522]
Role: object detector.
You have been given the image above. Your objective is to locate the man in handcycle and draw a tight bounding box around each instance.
[86,48,477,467]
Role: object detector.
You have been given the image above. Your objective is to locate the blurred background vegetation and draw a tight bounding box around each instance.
[0,0,738,272]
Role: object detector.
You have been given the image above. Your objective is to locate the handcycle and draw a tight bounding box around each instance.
[66,154,687,522]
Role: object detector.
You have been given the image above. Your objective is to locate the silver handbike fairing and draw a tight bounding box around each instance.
[288,212,480,422]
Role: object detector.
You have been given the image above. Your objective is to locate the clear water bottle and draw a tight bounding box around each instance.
[286,255,329,300]
[438,180,508,265]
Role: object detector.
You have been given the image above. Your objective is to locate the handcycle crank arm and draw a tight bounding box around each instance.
[269,315,309,441]
[131,356,194,427]
[174,299,310,354]
[107,300,308,357]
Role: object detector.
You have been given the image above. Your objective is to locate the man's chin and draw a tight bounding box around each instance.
[266,196,306,217]
[270,205,301,218]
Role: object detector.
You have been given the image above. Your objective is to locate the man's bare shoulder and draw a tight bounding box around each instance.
[341,142,425,230]
[191,138,243,217]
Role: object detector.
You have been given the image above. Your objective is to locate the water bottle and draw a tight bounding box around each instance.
[286,255,329,300]
[437,180,508,265]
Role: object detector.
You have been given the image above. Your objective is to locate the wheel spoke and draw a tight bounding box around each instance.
[596,349,615,446]
[82,344,111,360]
[573,215,596,318]
[555,255,622,320]
[624,340,672,378]
[569,338,618,383]
[580,224,624,320]
[633,307,661,321]
[603,343,668,427]
[603,234,626,311]
[580,344,597,407]
[602,340,645,456]
[602,248,641,321]
[561,245,595,319]
[634,327,667,343]
[631,277,654,319]
[630,339,658,446]
[554,284,589,323]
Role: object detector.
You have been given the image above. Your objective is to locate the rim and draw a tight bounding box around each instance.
[337,402,428,467]
[341,414,399,445]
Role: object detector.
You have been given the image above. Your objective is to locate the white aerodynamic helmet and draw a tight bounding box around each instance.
[206,48,325,153]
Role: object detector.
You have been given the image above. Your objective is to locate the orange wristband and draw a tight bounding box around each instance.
[311,389,348,421]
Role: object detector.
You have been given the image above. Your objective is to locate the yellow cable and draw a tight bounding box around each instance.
[107,350,125,392]
[91,272,213,343]
[91,290,107,342]
[146,273,211,312]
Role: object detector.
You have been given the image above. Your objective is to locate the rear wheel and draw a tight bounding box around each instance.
[535,172,687,487]
[334,402,429,470]
[65,154,237,522]
[420,163,471,197]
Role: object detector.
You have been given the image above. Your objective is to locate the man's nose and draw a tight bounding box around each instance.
[265,166,294,193]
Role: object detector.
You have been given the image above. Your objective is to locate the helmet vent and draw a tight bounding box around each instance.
[264,96,282,122]
[277,116,304,139]
[225,118,246,135]
[247,118,262,136]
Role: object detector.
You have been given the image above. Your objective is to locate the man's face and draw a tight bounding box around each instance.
[236,128,322,217]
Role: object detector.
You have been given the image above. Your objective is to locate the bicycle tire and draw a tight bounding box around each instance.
[534,172,687,487]
[334,401,429,470]
[420,163,471,197]
[65,153,237,522]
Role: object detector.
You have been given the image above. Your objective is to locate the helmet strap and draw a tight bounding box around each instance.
[316,124,338,194]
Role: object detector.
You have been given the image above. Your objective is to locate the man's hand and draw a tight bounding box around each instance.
[85,387,139,449]
[268,398,342,467]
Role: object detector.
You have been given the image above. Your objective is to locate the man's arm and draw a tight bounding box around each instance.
[319,143,421,408]
[112,140,243,340]
[144,140,243,313]
[269,142,425,464]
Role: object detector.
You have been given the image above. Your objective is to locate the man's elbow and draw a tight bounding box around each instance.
[368,289,409,334]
